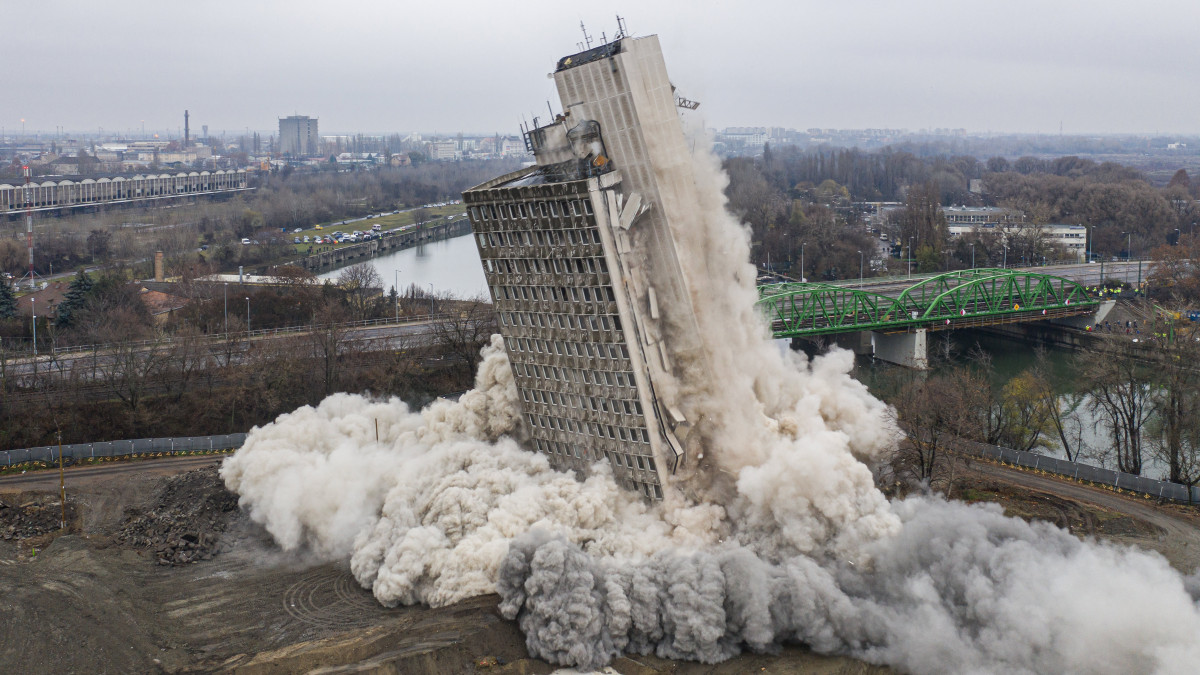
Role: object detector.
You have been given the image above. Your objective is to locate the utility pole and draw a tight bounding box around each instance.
[57,430,66,530]
[800,242,806,282]
[394,270,399,321]
[857,250,863,288]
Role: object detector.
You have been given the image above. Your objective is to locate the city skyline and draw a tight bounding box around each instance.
[4,1,1200,136]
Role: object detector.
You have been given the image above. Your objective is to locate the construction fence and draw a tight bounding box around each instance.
[957,438,1200,503]
[1,434,247,467]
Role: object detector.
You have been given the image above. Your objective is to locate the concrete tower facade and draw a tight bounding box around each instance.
[279,115,320,157]
[463,35,704,500]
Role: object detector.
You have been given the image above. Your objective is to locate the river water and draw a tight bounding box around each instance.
[319,233,489,299]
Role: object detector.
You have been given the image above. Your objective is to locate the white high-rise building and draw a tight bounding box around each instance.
[463,35,706,500]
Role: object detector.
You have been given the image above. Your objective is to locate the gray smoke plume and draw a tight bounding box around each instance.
[499,497,1200,674]
[223,119,1200,674]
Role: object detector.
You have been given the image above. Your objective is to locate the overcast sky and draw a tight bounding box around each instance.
[4,0,1199,138]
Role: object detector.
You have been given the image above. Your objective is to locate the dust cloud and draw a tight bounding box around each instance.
[223,129,1200,674]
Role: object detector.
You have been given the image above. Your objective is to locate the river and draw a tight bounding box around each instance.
[319,233,489,299]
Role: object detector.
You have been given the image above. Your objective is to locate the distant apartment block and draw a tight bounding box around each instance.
[279,115,320,157]
[427,140,458,161]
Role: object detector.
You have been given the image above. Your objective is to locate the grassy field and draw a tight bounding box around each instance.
[286,204,468,253]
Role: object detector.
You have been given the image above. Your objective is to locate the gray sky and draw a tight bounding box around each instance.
[5,0,1199,137]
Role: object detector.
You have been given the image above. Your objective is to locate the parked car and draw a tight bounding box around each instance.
[372,224,382,231]
[294,237,301,244]
[241,238,251,245]
[303,236,311,243]
[294,228,302,233]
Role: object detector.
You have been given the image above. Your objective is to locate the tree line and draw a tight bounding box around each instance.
[724,145,1200,281]
[887,328,1200,499]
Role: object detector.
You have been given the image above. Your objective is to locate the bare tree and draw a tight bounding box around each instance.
[428,297,496,378]
[337,263,382,321]
[1147,323,1200,492]
[889,367,990,487]
[307,299,350,396]
[1084,338,1153,475]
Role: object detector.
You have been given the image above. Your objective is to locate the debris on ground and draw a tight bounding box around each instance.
[116,466,239,565]
[0,495,76,541]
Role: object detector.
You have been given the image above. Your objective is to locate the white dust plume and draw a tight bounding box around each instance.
[223,122,1200,675]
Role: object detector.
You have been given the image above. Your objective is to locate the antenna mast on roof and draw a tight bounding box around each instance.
[580,21,593,49]
[614,15,628,39]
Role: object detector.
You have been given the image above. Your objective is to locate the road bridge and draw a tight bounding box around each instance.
[757,268,1110,368]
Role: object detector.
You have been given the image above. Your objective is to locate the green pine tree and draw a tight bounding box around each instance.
[0,278,16,319]
[55,269,94,329]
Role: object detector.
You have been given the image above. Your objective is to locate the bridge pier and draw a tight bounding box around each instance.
[872,329,928,370]
[831,331,873,356]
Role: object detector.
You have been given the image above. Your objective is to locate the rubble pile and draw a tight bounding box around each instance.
[0,496,75,541]
[118,466,239,566]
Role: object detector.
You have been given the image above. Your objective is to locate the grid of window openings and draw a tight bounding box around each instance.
[465,181,664,500]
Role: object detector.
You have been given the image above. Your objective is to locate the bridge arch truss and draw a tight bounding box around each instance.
[757,268,1099,338]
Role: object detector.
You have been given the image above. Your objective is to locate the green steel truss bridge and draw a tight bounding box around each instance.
[757,268,1100,339]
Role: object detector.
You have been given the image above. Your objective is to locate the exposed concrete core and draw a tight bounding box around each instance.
[872,329,929,370]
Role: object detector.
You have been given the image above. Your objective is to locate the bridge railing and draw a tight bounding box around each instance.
[1,433,247,467]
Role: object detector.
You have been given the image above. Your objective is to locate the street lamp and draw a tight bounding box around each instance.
[970,242,975,269]
[223,282,228,335]
[245,297,250,335]
[427,282,435,314]
[1086,225,1092,262]
[30,297,36,358]
[394,269,399,321]
[1003,243,1008,269]
[800,242,806,282]
[857,250,863,288]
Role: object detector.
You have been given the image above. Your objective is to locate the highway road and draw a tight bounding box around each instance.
[779,261,1155,299]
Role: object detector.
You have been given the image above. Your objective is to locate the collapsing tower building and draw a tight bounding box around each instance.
[463,35,707,500]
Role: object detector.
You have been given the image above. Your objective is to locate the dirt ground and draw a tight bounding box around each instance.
[1,454,1196,674]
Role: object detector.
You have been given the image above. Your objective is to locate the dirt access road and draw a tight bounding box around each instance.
[2,454,1196,673]
[0,459,885,674]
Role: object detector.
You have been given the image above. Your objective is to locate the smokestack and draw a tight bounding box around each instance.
[184,110,190,147]
[154,251,164,282]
